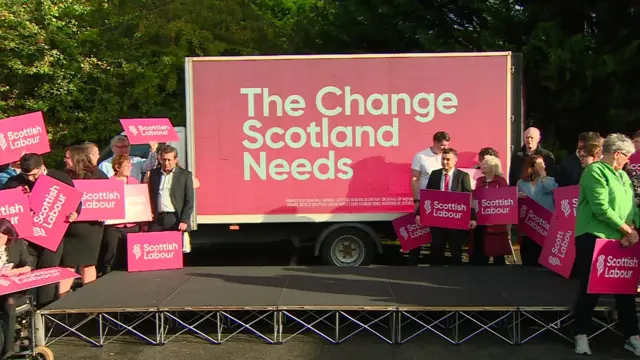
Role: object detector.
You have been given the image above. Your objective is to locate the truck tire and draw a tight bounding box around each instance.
[320,228,375,266]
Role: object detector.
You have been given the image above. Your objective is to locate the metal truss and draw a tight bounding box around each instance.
[279,308,396,344]
[517,307,621,344]
[36,306,626,346]
[398,308,518,344]
[160,308,279,344]
[41,310,162,347]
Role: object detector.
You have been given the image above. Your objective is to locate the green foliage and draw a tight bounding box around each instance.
[0,0,638,168]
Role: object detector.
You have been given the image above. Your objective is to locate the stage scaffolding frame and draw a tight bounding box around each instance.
[37,305,625,347]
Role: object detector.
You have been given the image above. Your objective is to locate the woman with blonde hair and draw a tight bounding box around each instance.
[81,141,100,166]
[98,154,141,274]
[470,155,510,265]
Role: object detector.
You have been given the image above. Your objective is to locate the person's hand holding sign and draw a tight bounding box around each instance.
[66,212,78,223]
[624,229,639,246]
[178,222,188,231]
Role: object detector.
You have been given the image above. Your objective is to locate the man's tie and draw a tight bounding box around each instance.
[443,173,450,191]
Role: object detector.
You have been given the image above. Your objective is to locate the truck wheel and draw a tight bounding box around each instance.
[320,228,375,266]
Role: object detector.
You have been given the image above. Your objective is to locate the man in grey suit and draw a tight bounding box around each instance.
[147,145,195,232]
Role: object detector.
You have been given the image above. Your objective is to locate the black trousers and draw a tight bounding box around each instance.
[572,233,639,338]
[148,212,180,232]
[429,227,466,266]
[520,236,542,266]
[0,294,18,355]
[100,225,140,273]
[408,247,423,266]
[469,226,506,265]
[26,243,63,308]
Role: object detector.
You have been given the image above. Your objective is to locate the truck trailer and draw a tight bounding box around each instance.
[179,52,523,266]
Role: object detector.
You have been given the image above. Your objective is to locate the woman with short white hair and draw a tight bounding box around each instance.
[573,133,640,356]
[470,155,511,265]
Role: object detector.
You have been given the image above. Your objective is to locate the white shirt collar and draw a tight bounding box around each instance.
[161,167,177,176]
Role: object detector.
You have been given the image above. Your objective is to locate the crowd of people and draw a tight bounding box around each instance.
[410,128,640,356]
[0,135,195,358]
[0,126,639,357]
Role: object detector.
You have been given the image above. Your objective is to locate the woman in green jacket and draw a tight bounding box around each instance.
[573,133,640,356]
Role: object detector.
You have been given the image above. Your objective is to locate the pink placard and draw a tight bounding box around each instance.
[419,189,471,230]
[120,118,179,144]
[26,175,83,251]
[392,212,432,251]
[472,186,518,225]
[73,180,125,221]
[0,188,34,238]
[127,231,183,272]
[459,168,482,190]
[554,185,579,220]
[588,239,640,294]
[538,216,576,278]
[0,112,51,164]
[0,267,80,296]
[628,151,640,172]
[517,196,553,246]
[104,184,153,225]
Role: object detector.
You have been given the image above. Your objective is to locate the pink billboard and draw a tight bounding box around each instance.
[73,179,126,221]
[0,267,80,296]
[419,189,471,230]
[0,188,34,238]
[0,112,51,164]
[26,175,83,251]
[392,212,431,251]
[518,196,553,246]
[120,118,180,144]
[188,54,511,219]
[588,239,640,294]
[127,232,183,272]
[472,186,518,225]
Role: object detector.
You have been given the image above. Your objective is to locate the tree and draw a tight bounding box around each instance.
[0,0,108,163]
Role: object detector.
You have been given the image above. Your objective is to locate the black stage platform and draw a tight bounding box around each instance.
[38,266,623,347]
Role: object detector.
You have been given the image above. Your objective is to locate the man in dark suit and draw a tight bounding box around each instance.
[2,153,80,307]
[147,145,194,232]
[414,148,476,265]
[556,131,601,187]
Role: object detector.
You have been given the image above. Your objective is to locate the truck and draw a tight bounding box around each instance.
[109,52,524,266]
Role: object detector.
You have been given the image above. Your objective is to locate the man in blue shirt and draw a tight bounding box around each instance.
[98,135,158,181]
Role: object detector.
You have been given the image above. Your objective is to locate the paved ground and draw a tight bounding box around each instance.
[47,334,638,360]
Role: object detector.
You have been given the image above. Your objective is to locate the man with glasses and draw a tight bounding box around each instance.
[98,135,158,181]
[2,153,79,307]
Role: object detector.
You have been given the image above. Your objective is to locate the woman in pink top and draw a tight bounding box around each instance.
[99,155,141,275]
